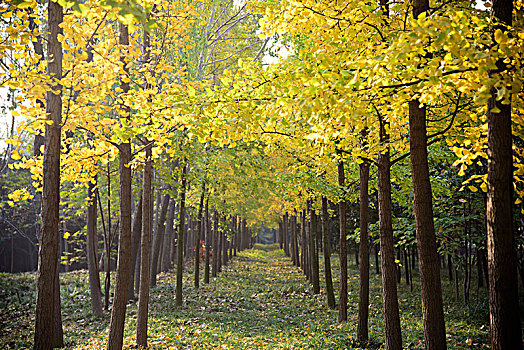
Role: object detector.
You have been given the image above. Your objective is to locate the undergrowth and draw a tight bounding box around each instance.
[0,245,493,349]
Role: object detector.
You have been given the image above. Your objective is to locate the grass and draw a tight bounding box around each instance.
[0,245,494,349]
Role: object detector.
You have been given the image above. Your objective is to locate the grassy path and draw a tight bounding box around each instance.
[117,246,353,349]
[1,244,491,349]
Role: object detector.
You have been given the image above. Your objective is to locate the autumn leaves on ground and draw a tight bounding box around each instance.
[1,245,489,349]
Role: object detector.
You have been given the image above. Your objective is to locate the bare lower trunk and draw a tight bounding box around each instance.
[87,179,103,317]
[161,199,176,273]
[212,210,219,277]
[150,194,170,287]
[309,202,320,294]
[321,197,335,309]
[204,201,211,284]
[33,1,63,348]
[128,195,143,301]
[194,182,206,288]
[357,161,370,343]
[338,158,348,323]
[378,119,402,350]
[137,147,152,347]
[175,163,188,307]
[409,100,446,350]
[486,0,522,345]
[107,22,132,350]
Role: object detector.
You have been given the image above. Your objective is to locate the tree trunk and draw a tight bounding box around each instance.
[136,147,152,347]
[301,210,308,278]
[194,182,206,288]
[150,194,170,287]
[309,202,320,294]
[486,0,522,346]
[283,213,289,256]
[292,214,300,267]
[87,178,103,317]
[409,99,446,350]
[321,196,336,309]
[107,22,132,350]
[337,158,348,323]
[128,195,143,302]
[357,160,370,343]
[204,200,211,284]
[33,1,63,348]
[175,163,188,307]
[378,116,402,350]
[218,223,223,272]
[212,210,219,277]
[161,198,176,273]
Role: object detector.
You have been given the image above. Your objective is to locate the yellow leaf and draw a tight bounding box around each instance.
[11,150,21,160]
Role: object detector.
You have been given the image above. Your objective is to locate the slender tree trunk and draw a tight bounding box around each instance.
[409,99,446,350]
[222,222,228,267]
[338,158,348,323]
[136,147,152,347]
[204,200,211,284]
[357,160,370,343]
[33,1,63,348]
[150,194,169,287]
[161,198,176,273]
[53,247,63,348]
[375,243,380,275]
[283,213,289,256]
[408,0,447,347]
[301,209,311,280]
[87,178,103,317]
[378,115,402,350]
[212,210,219,277]
[134,236,141,296]
[194,182,206,288]
[107,22,133,350]
[291,214,297,265]
[309,202,320,294]
[175,163,188,307]
[218,224,223,272]
[321,196,336,309]
[128,195,143,301]
[486,0,522,347]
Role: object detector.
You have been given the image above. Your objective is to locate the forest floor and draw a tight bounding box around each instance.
[1,244,492,349]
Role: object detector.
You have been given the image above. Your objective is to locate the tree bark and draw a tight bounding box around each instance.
[321,196,336,309]
[107,22,132,350]
[128,195,143,302]
[378,115,402,350]
[301,210,308,277]
[486,0,522,346]
[33,1,63,348]
[212,210,219,277]
[337,158,348,323]
[150,194,169,287]
[357,160,370,343]
[301,209,310,280]
[136,147,152,347]
[408,0,447,347]
[161,198,176,273]
[204,200,211,283]
[87,178,103,317]
[175,163,188,307]
[194,182,206,288]
[283,213,289,256]
[409,100,446,350]
[309,202,320,294]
